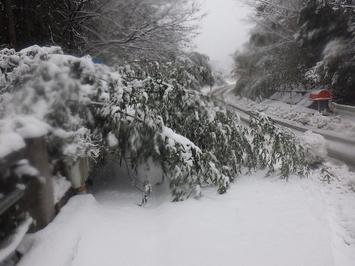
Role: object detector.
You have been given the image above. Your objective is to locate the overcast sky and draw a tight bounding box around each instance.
[193,0,253,74]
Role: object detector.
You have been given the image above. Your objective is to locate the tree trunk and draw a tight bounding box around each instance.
[2,0,17,48]
[23,0,32,46]
[0,4,5,45]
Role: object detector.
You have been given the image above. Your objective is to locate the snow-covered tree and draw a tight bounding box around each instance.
[0,45,313,204]
[233,0,307,99]
[298,0,355,104]
[233,0,355,104]
[83,0,202,63]
[0,0,202,63]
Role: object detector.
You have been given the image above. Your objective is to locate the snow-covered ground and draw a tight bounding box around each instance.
[14,83,355,266]
[17,163,355,266]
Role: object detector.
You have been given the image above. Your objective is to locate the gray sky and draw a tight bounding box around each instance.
[193,0,252,74]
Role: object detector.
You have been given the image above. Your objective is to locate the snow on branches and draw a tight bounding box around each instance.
[0,45,312,202]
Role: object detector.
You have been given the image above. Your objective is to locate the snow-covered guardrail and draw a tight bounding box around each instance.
[0,188,26,263]
[0,136,73,264]
[229,102,355,168]
[0,217,33,263]
[0,159,28,264]
[331,102,355,116]
[0,188,24,215]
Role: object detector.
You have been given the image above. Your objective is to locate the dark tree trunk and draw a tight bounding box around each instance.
[0,3,5,45]
[2,0,17,48]
[23,0,32,46]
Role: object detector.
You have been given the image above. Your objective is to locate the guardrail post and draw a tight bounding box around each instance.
[21,137,55,232]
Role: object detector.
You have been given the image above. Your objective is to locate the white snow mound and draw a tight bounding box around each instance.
[301,130,328,158]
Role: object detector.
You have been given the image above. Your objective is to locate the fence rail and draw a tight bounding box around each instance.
[0,188,25,216]
[331,102,355,116]
[0,135,88,264]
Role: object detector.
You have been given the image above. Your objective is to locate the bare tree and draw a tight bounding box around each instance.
[47,0,202,62]
[0,0,202,62]
[244,0,303,51]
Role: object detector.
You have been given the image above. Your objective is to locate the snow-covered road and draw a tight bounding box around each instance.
[210,84,355,169]
[18,168,355,266]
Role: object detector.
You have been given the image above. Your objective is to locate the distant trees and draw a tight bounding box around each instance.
[83,0,201,63]
[0,0,201,62]
[298,0,355,104]
[0,1,227,91]
[233,0,355,104]
[232,0,306,100]
[0,0,50,50]
[1,0,17,48]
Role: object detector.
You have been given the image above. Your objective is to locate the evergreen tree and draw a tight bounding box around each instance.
[233,0,355,104]
[298,0,355,104]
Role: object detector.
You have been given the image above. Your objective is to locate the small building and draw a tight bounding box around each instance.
[309,89,332,113]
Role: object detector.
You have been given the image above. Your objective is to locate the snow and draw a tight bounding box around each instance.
[301,130,328,158]
[323,39,348,61]
[0,131,25,159]
[0,115,50,161]
[227,93,355,138]
[2,47,354,265]
[14,116,50,139]
[52,175,72,205]
[310,162,355,265]
[16,166,355,266]
[0,45,102,164]
[0,218,33,262]
[63,144,81,158]
[14,160,40,178]
[162,126,201,153]
[107,132,118,147]
[218,86,355,168]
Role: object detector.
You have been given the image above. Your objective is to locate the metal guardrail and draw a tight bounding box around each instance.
[0,188,25,216]
[331,102,355,116]
[0,188,26,264]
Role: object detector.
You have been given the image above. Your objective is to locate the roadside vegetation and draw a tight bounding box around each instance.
[0,46,313,203]
[232,0,355,105]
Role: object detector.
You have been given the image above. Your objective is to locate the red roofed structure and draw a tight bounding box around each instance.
[309,90,332,113]
[309,89,331,101]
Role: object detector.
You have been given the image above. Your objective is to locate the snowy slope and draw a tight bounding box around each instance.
[17,163,355,266]
[14,83,355,266]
